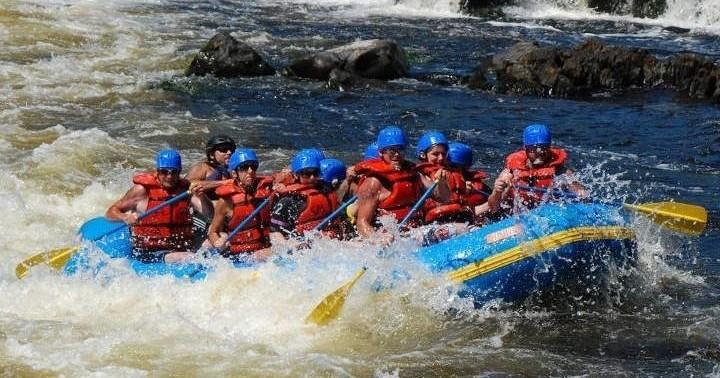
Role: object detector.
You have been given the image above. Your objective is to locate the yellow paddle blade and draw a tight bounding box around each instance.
[15,246,78,280]
[305,267,366,326]
[624,201,707,236]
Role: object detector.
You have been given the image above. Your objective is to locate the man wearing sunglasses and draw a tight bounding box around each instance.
[106,149,212,263]
[185,135,237,246]
[269,150,338,239]
[208,148,274,262]
[488,123,583,214]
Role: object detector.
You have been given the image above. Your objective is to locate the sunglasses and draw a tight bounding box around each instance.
[214,145,235,153]
[525,145,549,154]
[157,168,180,176]
[237,162,259,172]
[298,169,320,178]
[381,146,404,155]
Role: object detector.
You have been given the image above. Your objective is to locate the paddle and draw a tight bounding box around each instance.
[314,194,358,232]
[305,181,439,326]
[226,198,272,241]
[515,185,707,236]
[15,190,191,279]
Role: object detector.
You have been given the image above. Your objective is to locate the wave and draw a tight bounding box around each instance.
[501,0,720,34]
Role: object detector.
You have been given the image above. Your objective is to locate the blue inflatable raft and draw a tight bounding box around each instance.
[63,202,636,303]
[416,202,636,303]
[63,217,210,280]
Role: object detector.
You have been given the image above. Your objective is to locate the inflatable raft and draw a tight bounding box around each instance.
[63,202,636,303]
[416,202,636,303]
[63,217,210,280]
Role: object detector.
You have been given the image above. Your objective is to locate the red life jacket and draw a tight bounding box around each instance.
[215,177,274,254]
[354,159,423,223]
[464,170,490,207]
[505,147,568,209]
[416,162,473,224]
[131,173,193,251]
[280,183,338,234]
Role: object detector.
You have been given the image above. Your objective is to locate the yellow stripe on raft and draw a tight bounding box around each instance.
[448,226,635,283]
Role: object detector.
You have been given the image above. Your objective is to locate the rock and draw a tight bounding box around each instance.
[473,38,720,103]
[561,39,657,90]
[491,41,565,96]
[283,51,342,80]
[186,32,275,78]
[461,0,509,16]
[652,53,720,100]
[587,0,666,18]
[284,39,408,81]
[326,68,359,91]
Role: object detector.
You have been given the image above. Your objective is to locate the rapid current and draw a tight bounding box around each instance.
[1,0,718,376]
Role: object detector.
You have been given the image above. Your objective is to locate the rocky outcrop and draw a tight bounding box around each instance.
[283,39,409,82]
[587,0,666,18]
[472,39,720,102]
[186,32,275,78]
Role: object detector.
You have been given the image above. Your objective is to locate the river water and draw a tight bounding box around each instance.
[1,0,719,376]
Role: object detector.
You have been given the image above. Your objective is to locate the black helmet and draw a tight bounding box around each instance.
[205,134,236,158]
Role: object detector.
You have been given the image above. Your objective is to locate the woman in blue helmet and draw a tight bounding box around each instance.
[269,150,339,239]
[488,124,583,214]
[414,131,475,225]
[106,149,213,263]
[207,148,274,262]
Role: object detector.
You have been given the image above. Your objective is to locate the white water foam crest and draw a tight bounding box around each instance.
[504,0,720,34]
[0,227,478,374]
[0,0,186,108]
[257,0,467,18]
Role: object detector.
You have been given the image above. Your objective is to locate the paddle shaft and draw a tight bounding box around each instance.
[314,194,358,231]
[226,197,271,240]
[99,190,191,241]
[400,180,438,226]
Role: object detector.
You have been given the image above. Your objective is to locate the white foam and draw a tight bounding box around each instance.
[504,0,720,35]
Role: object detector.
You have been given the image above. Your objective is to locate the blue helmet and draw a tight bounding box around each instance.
[416,131,449,158]
[228,148,259,171]
[363,142,379,160]
[291,150,322,174]
[320,158,347,185]
[156,149,182,171]
[448,142,473,167]
[523,124,551,147]
[377,126,407,151]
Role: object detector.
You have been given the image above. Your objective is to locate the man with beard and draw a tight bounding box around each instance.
[488,124,584,215]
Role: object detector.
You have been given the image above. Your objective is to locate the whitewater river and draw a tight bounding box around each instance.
[1,0,718,376]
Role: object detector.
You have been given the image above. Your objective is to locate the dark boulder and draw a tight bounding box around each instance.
[491,41,567,96]
[472,38,720,103]
[584,0,667,17]
[651,54,720,99]
[186,32,275,78]
[284,39,408,81]
[460,0,508,16]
